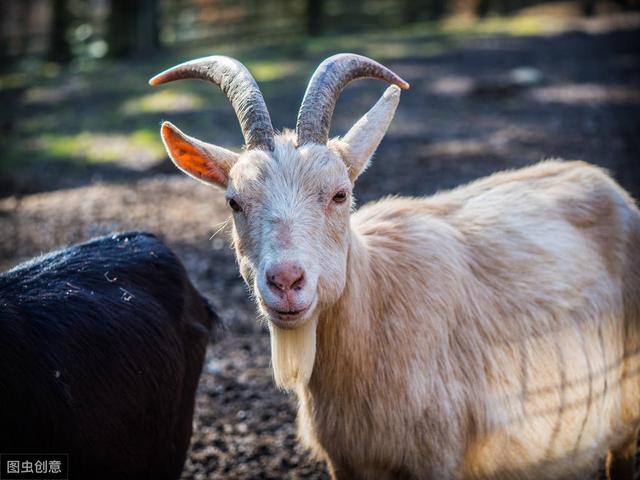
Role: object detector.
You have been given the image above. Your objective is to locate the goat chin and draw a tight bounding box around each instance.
[269,316,317,390]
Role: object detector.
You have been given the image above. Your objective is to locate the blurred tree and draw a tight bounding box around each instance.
[49,0,72,63]
[476,0,491,17]
[107,0,159,58]
[307,0,325,36]
[137,0,160,53]
[0,1,9,65]
[495,0,513,15]
[581,0,596,16]
[402,0,446,22]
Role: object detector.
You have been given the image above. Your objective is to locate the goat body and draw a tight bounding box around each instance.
[150,53,639,479]
[0,232,216,480]
[297,161,640,479]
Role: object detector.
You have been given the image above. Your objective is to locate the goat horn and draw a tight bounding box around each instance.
[150,56,275,151]
[296,53,409,146]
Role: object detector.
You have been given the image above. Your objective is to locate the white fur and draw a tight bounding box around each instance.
[269,316,318,389]
[160,81,640,480]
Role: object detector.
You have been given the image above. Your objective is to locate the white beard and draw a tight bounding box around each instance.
[269,316,318,390]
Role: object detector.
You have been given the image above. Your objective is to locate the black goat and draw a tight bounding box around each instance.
[0,232,217,480]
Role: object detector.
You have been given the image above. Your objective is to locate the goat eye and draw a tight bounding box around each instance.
[332,190,348,204]
[228,198,242,212]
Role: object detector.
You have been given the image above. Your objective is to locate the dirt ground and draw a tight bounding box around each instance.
[1,16,639,479]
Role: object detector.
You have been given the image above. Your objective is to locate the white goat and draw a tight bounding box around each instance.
[150,53,640,480]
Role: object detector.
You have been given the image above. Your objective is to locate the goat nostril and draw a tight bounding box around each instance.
[292,275,305,291]
[267,275,282,292]
[266,263,305,295]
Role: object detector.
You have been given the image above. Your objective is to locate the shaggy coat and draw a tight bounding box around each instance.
[296,160,640,479]
[0,232,217,480]
[153,55,640,479]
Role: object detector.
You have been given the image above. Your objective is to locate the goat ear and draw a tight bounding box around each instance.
[335,85,401,182]
[160,121,239,189]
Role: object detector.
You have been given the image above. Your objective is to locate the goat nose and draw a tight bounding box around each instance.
[266,263,305,295]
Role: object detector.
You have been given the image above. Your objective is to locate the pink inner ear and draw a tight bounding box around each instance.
[161,124,228,187]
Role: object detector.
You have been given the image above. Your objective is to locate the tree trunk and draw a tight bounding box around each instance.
[0,1,10,65]
[402,0,447,23]
[476,0,491,18]
[49,0,72,63]
[581,0,596,16]
[108,0,159,58]
[307,0,324,36]
[137,0,160,54]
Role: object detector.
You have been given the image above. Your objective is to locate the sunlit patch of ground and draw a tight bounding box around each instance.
[38,131,163,166]
[530,83,640,105]
[24,77,91,105]
[245,60,304,82]
[121,90,207,114]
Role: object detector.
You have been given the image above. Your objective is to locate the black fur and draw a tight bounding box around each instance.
[0,232,217,480]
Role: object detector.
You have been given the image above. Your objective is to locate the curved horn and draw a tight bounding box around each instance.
[296,53,409,146]
[150,56,275,151]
